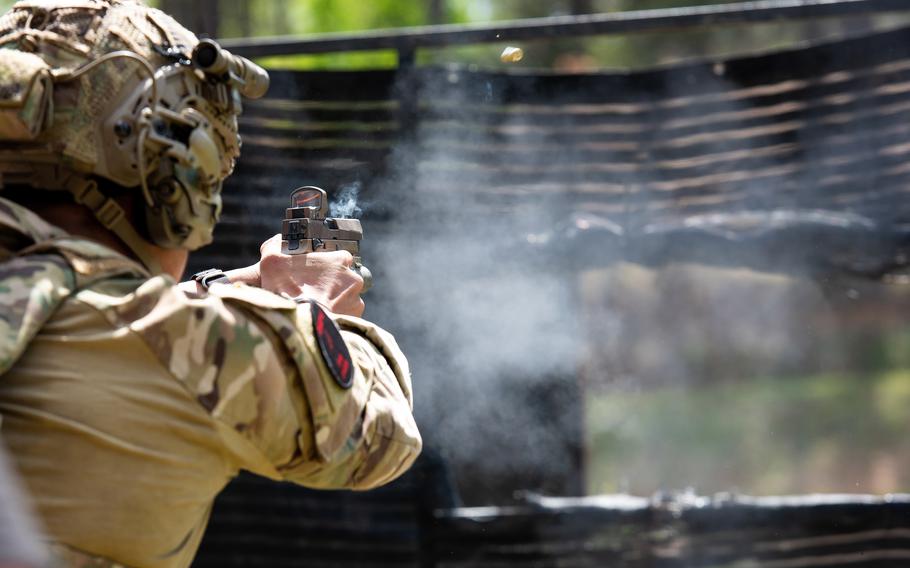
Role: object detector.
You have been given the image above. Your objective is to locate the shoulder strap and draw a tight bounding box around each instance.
[0,197,148,376]
[0,252,75,375]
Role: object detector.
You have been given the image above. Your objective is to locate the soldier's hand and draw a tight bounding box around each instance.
[258,234,365,317]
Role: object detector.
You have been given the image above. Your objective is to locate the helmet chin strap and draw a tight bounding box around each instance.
[65,176,164,276]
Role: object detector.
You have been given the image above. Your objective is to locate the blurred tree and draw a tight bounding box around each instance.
[272,0,291,35]
[198,0,219,37]
[216,0,253,38]
[159,0,218,37]
[140,0,907,71]
[251,0,474,70]
[570,0,595,14]
[428,0,445,25]
[157,1,190,28]
[305,0,425,31]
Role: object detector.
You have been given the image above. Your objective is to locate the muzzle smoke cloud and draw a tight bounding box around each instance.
[356,56,878,503]
[329,181,364,218]
[359,76,601,501]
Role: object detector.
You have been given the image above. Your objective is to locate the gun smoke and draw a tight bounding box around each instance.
[358,53,894,502]
[329,181,364,218]
[217,31,906,502]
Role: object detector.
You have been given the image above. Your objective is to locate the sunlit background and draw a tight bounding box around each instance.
[5,0,910,502]
[0,0,900,70]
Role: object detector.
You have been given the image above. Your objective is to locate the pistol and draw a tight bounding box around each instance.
[281,186,373,291]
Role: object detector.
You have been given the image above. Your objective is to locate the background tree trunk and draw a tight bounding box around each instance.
[271,0,291,36]
[238,0,251,38]
[196,0,220,38]
[428,0,446,25]
[159,0,192,28]
[569,0,595,15]
[215,0,250,39]
[159,0,219,38]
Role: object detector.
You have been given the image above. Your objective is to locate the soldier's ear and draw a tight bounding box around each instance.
[0,51,54,141]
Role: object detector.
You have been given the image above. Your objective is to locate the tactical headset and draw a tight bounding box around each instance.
[0,2,269,275]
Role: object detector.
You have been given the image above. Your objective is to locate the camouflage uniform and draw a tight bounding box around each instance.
[0,2,421,566]
[0,195,421,567]
[0,439,49,568]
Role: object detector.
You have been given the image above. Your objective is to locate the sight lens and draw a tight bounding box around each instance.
[194,41,219,69]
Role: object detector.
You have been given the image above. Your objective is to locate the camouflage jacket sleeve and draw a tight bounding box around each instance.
[109,278,421,490]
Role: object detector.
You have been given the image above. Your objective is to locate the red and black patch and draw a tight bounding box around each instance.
[310,302,354,389]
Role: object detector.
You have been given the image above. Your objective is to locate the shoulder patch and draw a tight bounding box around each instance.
[311,302,353,389]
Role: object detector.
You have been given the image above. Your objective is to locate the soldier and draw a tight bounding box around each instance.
[0,443,48,568]
[0,1,421,567]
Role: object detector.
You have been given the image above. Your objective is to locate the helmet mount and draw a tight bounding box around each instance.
[0,1,269,275]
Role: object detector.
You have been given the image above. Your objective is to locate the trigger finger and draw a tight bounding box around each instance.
[260,234,283,255]
[333,250,355,267]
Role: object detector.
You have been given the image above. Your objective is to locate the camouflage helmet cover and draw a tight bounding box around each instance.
[0,0,269,271]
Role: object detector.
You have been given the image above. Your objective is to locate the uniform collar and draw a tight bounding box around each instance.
[0,195,150,280]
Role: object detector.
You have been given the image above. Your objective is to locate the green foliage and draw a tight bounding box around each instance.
[246,0,472,70]
[1,1,887,71]
[306,0,425,31]
[237,0,880,71]
[588,370,910,496]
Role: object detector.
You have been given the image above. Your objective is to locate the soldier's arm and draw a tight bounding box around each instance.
[168,283,420,490]
[179,235,365,317]
[170,233,416,487]
[265,307,420,489]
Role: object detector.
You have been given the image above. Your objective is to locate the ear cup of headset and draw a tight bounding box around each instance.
[144,172,191,248]
[188,127,220,181]
[140,113,224,250]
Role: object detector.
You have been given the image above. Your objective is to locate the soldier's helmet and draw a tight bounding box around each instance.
[0,0,268,273]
